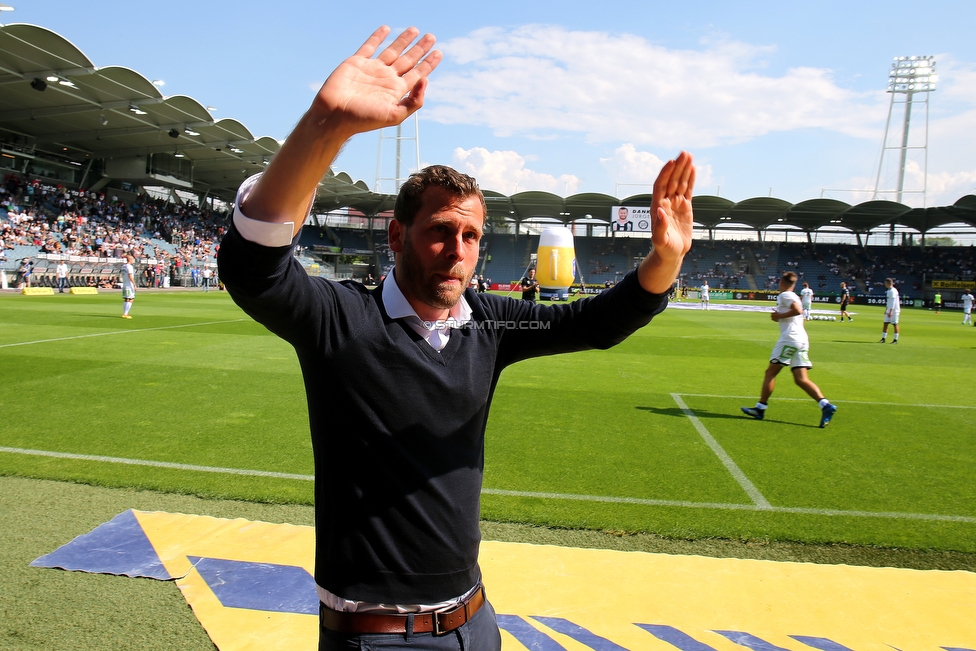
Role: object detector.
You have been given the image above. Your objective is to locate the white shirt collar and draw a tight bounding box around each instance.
[381,268,472,351]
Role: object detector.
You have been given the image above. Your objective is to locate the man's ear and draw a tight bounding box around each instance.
[389,219,406,254]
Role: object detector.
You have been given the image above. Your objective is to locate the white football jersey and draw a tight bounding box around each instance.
[777,290,807,341]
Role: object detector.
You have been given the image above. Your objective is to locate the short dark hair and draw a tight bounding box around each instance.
[393,165,487,227]
[781,271,797,284]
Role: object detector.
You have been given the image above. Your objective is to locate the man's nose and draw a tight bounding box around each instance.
[444,233,465,261]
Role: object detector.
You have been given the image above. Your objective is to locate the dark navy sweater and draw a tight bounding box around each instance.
[218,224,668,604]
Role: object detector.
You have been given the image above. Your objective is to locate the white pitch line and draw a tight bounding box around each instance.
[0,446,314,481]
[3,446,974,524]
[0,318,248,349]
[677,393,976,409]
[670,393,772,510]
[481,488,976,524]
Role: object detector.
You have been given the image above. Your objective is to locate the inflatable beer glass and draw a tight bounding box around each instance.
[536,227,577,301]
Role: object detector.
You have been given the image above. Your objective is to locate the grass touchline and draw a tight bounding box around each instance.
[4,445,974,525]
[0,317,249,349]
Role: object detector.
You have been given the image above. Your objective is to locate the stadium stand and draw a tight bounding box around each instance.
[1,176,224,287]
[1,23,974,298]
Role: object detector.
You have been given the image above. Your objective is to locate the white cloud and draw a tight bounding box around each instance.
[600,144,665,185]
[452,147,581,195]
[427,25,886,149]
[904,161,976,207]
[600,144,713,195]
[833,160,976,209]
[925,168,976,200]
[934,56,976,104]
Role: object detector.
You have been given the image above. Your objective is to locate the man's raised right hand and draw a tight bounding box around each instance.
[313,26,442,139]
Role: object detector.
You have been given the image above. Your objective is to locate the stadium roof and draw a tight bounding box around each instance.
[0,23,365,203]
[1,23,974,234]
[0,24,284,199]
[470,191,976,234]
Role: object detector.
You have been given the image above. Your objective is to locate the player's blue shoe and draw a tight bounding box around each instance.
[819,403,837,428]
[741,407,764,420]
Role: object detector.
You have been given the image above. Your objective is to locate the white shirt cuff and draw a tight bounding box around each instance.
[232,173,303,248]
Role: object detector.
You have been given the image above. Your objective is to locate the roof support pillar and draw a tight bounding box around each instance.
[77,158,94,189]
[87,177,110,193]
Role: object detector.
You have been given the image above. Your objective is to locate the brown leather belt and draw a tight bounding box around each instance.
[320,585,486,636]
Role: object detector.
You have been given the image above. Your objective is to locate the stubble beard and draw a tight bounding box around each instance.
[398,237,473,311]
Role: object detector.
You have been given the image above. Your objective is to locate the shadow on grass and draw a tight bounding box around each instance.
[636,406,742,420]
[636,405,825,429]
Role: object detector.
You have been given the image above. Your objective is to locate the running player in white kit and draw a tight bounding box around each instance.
[742,272,837,428]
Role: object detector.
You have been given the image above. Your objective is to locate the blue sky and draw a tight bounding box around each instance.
[7,1,976,207]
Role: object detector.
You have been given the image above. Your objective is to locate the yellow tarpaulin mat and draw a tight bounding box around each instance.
[35,510,976,651]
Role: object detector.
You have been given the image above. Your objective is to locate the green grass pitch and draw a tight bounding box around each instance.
[1,289,974,553]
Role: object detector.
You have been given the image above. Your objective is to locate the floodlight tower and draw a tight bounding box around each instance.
[374,114,421,194]
[873,56,937,210]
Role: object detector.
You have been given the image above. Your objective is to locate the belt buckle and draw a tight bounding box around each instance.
[431,602,462,636]
[432,584,480,636]
[432,610,446,636]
